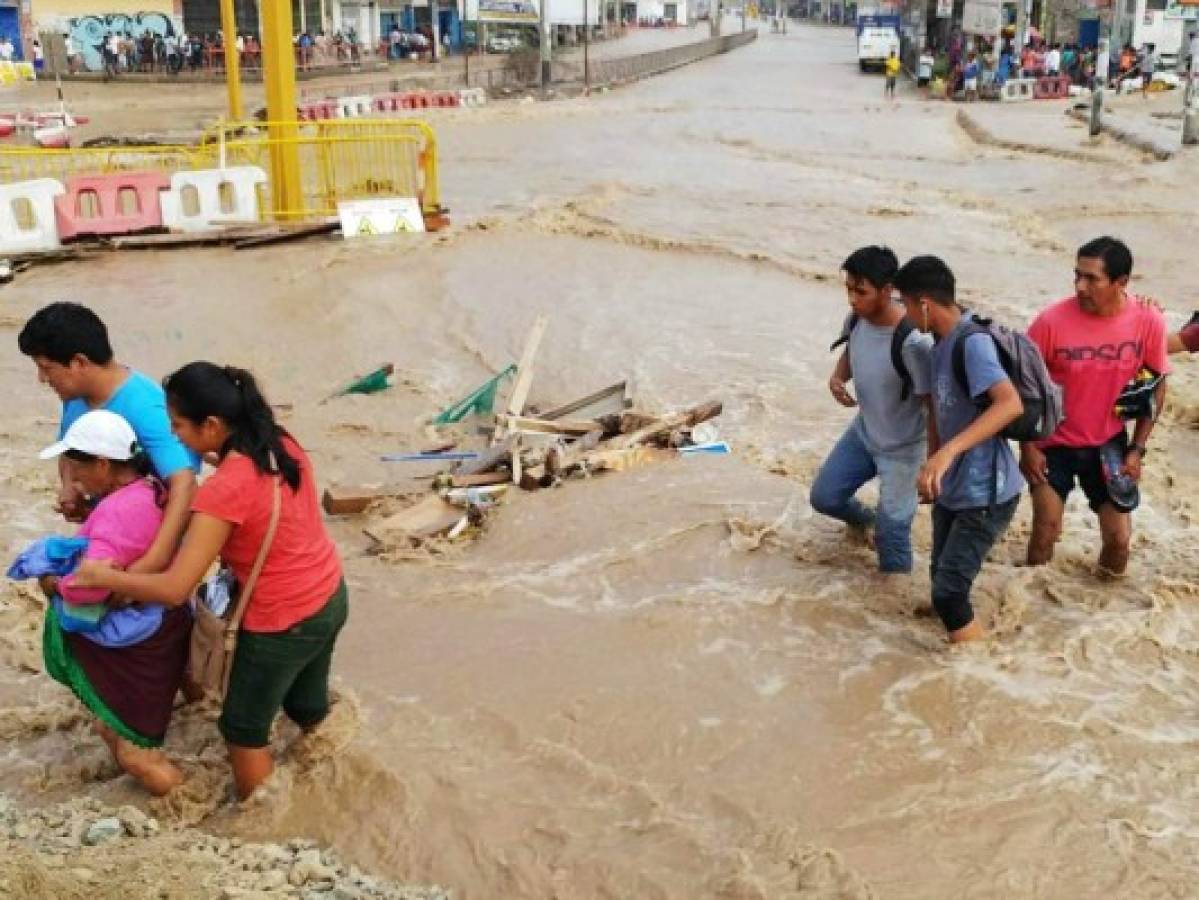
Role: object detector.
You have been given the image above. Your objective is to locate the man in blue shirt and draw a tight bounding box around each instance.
[18,303,199,576]
[894,257,1025,643]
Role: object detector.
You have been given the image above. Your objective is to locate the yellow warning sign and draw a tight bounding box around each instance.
[337,198,426,240]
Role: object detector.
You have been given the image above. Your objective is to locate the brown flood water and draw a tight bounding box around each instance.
[3,22,1199,899]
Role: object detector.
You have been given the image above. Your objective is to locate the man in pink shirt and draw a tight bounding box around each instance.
[1022,237,1170,576]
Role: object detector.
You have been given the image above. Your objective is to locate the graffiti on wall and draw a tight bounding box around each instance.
[63,12,179,71]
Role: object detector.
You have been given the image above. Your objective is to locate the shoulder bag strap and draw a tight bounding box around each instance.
[225,477,282,633]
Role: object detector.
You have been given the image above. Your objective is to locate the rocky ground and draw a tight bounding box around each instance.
[0,793,448,899]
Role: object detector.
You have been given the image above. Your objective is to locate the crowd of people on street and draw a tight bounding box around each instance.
[814,237,1194,643]
[909,29,1194,101]
[60,27,368,76]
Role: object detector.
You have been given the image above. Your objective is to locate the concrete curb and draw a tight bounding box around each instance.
[1066,107,1177,160]
[955,109,1109,164]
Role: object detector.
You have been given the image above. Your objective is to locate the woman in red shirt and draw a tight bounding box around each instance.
[74,362,348,799]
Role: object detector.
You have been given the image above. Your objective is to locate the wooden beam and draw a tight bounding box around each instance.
[363,494,466,544]
[322,484,421,515]
[496,414,603,436]
[609,401,723,450]
[541,381,629,421]
[493,315,548,443]
[454,436,515,476]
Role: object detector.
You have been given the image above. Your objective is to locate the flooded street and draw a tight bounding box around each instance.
[4,22,1199,898]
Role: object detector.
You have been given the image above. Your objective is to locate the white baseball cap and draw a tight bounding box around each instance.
[39,410,138,461]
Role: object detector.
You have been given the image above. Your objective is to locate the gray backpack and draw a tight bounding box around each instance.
[951,315,1065,442]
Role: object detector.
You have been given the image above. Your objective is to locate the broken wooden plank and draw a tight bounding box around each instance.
[233,218,339,249]
[609,401,723,450]
[544,431,603,477]
[322,484,422,515]
[569,445,677,474]
[493,315,548,443]
[107,228,265,250]
[363,494,465,543]
[518,464,548,491]
[541,381,630,421]
[496,414,603,436]
[448,471,510,488]
[454,436,515,476]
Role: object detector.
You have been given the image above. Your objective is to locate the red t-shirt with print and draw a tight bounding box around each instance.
[1028,296,1170,449]
[191,436,342,633]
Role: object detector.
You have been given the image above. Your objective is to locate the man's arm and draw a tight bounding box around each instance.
[125,469,197,574]
[919,380,1022,502]
[828,349,856,408]
[924,396,939,455]
[1123,379,1167,483]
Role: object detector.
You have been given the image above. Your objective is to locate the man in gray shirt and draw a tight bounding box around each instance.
[811,246,935,574]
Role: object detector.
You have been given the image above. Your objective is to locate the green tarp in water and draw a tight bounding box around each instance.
[433,364,517,425]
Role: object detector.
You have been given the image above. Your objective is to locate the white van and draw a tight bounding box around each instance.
[858,26,900,72]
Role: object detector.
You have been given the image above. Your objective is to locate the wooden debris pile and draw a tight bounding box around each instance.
[321,315,725,554]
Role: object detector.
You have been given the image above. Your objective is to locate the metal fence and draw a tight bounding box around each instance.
[299,29,758,97]
[0,119,441,222]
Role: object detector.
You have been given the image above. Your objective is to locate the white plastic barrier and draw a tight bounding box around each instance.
[0,178,65,253]
[458,88,487,108]
[160,167,268,232]
[1001,78,1035,101]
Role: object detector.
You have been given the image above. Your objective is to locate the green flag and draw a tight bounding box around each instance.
[433,364,517,425]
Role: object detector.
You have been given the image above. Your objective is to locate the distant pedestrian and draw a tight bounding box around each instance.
[1139,43,1156,97]
[63,34,80,73]
[0,37,14,62]
[918,48,933,89]
[884,49,899,99]
[963,52,979,100]
[32,39,44,72]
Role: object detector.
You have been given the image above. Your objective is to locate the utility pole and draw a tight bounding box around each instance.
[431,0,440,61]
[219,0,242,120]
[463,0,470,84]
[540,0,552,87]
[711,0,721,35]
[741,0,746,31]
[1184,30,1198,144]
[261,0,302,217]
[1091,35,1109,136]
[584,0,591,91]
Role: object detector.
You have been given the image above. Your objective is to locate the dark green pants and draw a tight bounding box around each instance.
[219,580,348,748]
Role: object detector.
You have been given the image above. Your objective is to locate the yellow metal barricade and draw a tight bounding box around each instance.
[0,118,442,225]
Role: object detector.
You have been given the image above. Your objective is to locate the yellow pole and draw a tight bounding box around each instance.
[261,0,304,217]
[219,0,243,120]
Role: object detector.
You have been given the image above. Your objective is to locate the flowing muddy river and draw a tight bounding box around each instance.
[3,22,1199,899]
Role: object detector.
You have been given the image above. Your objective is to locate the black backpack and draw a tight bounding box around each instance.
[830,313,916,401]
[950,315,1065,442]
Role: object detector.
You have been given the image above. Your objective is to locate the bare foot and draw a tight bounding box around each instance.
[948,618,987,643]
[115,740,183,797]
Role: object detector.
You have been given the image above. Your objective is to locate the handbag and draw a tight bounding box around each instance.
[188,478,281,700]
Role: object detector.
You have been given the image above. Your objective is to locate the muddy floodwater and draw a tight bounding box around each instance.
[3,22,1199,899]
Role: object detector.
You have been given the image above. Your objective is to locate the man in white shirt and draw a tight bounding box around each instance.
[1046,43,1061,75]
[0,38,14,62]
